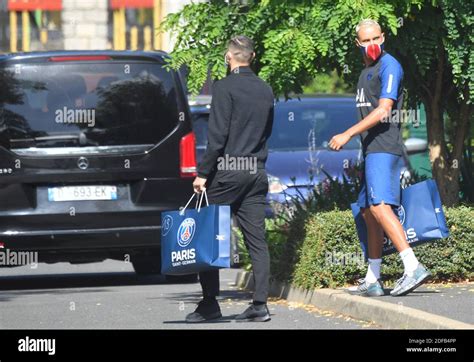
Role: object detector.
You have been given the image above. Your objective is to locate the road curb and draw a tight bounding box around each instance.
[235,271,474,329]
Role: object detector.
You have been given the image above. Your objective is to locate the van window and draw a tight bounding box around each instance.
[0,62,180,150]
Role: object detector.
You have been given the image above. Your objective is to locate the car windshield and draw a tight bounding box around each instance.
[268,99,361,151]
[0,61,179,149]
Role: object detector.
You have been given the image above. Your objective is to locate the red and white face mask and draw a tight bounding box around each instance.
[358,37,385,61]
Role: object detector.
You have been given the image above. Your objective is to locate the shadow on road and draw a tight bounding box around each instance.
[161,289,256,324]
[0,272,196,291]
[162,315,241,324]
[149,289,254,303]
[372,289,441,299]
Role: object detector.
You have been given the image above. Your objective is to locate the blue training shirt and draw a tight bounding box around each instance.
[356,52,404,156]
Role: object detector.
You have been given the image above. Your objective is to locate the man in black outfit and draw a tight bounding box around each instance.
[186,35,274,323]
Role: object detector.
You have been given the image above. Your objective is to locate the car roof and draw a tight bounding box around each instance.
[189,94,355,115]
[276,94,355,102]
[0,50,170,64]
[190,105,211,113]
[188,94,212,106]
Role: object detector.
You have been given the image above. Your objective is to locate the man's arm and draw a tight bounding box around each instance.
[197,81,232,178]
[328,99,393,151]
[329,56,403,151]
[347,98,393,137]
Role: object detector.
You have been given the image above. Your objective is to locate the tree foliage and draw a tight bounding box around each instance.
[161,0,417,95]
[161,0,473,205]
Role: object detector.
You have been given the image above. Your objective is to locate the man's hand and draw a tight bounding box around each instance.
[329,131,352,151]
[193,177,207,193]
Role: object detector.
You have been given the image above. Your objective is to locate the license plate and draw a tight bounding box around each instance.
[48,186,118,202]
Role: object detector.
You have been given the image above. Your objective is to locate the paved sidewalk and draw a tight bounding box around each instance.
[236,271,474,329]
[371,283,474,325]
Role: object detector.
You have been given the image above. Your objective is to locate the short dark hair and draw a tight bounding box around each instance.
[227,35,255,63]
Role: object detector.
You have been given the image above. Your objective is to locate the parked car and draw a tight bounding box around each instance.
[265,96,363,215]
[0,50,198,280]
[191,95,414,217]
[189,95,212,163]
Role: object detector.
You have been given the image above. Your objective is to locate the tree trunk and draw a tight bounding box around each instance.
[425,98,460,207]
[421,47,470,207]
[425,98,472,207]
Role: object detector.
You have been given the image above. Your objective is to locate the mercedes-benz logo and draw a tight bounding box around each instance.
[77,157,89,170]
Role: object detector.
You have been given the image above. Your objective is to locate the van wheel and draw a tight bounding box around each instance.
[132,254,161,275]
[165,274,198,283]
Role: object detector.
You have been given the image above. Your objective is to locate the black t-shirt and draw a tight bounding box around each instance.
[356,52,404,156]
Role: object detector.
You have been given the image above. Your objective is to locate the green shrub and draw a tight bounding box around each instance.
[258,205,473,289]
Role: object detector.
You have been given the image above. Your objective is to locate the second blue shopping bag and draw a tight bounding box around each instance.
[351,179,449,258]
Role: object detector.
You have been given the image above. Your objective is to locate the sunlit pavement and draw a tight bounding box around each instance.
[0,261,376,329]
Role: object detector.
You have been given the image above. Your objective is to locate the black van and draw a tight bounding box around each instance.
[0,51,197,277]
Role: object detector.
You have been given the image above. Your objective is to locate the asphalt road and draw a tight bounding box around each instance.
[0,260,376,329]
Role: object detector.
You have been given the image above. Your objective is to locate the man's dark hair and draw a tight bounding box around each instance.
[227,35,255,64]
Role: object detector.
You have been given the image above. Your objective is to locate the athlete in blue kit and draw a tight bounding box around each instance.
[329,19,430,297]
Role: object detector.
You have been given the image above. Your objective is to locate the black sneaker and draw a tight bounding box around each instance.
[185,299,222,323]
[235,303,271,322]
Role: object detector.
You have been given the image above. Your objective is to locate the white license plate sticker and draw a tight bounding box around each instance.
[48,186,118,202]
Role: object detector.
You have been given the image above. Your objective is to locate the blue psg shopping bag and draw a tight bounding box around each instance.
[351,179,449,258]
[161,191,231,275]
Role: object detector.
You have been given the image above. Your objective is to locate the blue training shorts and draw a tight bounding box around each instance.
[357,152,403,208]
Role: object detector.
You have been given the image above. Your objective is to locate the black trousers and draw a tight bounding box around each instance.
[199,169,270,303]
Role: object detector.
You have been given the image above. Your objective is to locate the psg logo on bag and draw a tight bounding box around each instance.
[162,215,173,236]
[177,218,196,247]
[397,205,406,225]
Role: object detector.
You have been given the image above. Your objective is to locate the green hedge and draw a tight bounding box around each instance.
[257,206,473,289]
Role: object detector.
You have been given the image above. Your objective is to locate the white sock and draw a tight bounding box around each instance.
[400,248,419,275]
[365,258,382,284]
